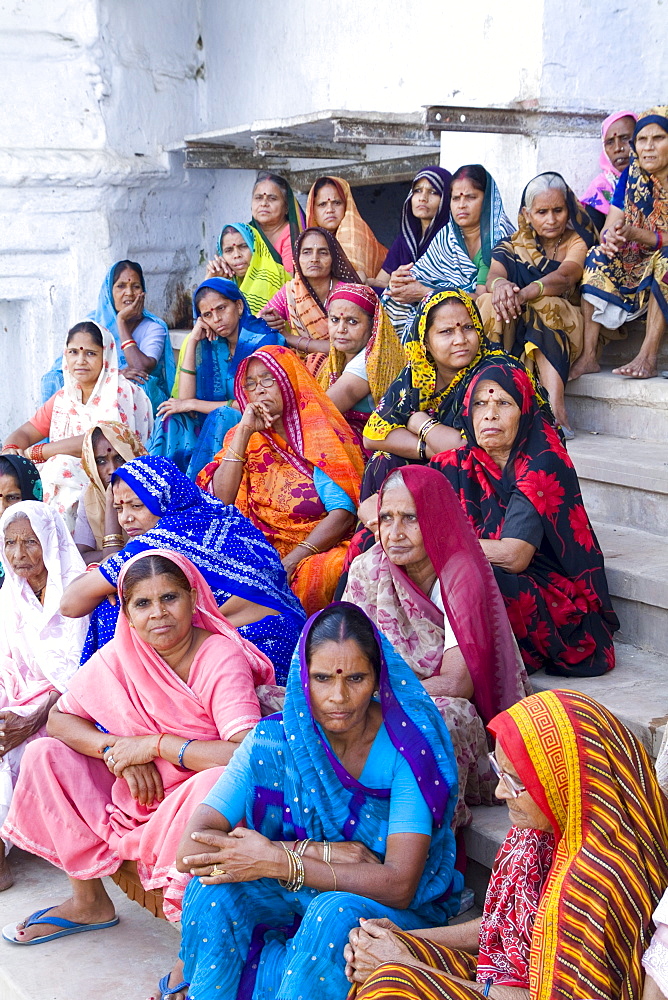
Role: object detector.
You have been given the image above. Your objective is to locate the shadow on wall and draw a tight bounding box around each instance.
[165,281,193,329]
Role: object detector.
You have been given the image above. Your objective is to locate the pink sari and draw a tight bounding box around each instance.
[343,465,530,829]
[2,549,276,920]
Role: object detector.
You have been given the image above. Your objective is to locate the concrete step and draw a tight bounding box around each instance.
[0,850,179,1000]
[599,318,668,370]
[593,521,668,653]
[565,368,668,441]
[568,432,668,536]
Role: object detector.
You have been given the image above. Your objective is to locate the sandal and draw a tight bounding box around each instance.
[158,972,190,999]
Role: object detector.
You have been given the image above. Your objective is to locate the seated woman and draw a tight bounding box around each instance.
[2,321,152,529]
[175,603,464,1000]
[150,278,281,478]
[361,289,538,499]
[343,465,529,830]
[260,226,360,376]
[346,689,668,1000]
[1,549,277,946]
[0,456,42,587]
[581,110,637,229]
[319,283,405,445]
[205,222,290,315]
[477,171,597,434]
[249,171,305,273]
[306,175,387,282]
[41,260,175,413]
[74,422,147,565]
[0,502,89,890]
[374,166,452,289]
[61,456,306,685]
[198,346,363,615]
[430,360,619,676]
[574,105,668,380]
[384,166,513,338]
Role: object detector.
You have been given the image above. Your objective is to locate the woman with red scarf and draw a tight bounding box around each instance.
[429,360,618,677]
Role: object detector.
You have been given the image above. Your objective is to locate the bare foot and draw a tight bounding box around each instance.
[568,356,600,381]
[0,854,14,892]
[158,960,188,1000]
[612,354,658,379]
[14,895,116,943]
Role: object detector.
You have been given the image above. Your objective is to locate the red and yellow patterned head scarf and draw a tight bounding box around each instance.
[490,689,668,1000]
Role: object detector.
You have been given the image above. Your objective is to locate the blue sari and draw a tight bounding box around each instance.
[83,456,305,683]
[149,279,284,479]
[180,606,463,1000]
[40,261,176,411]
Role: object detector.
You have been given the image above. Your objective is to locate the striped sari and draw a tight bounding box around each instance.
[353,690,668,1000]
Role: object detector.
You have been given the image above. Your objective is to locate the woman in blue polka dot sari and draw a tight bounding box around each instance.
[174,603,463,1000]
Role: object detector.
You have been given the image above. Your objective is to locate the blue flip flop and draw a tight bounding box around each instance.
[158,973,190,998]
[2,905,119,945]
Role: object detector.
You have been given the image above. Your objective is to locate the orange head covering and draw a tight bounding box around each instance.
[306,176,387,279]
[234,345,364,503]
[489,689,668,1000]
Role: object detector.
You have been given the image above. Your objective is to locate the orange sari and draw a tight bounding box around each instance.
[197,346,364,615]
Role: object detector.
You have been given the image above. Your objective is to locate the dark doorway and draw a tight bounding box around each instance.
[350,181,411,248]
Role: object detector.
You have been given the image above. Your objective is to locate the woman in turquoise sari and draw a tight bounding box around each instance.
[206,223,290,315]
[40,260,176,413]
[174,603,462,1000]
[149,279,283,479]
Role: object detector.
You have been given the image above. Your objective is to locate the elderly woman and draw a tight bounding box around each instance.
[430,360,618,676]
[197,345,364,615]
[573,105,668,380]
[385,166,513,337]
[581,110,638,228]
[374,166,452,289]
[74,422,147,564]
[343,466,529,830]
[1,550,277,949]
[61,456,306,685]
[319,284,405,444]
[249,171,305,273]
[360,289,545,499]
[174,603,463,1000]
[260,226,360,376]
[151,278,281,478]
[2,321,152,529]
[0,502,88,890]
[205,222,290,315]
[477,171,597,434]
[0,456,42,587]
[345,689,668,1000]
[42,260,175,412]
[306,176,387,282]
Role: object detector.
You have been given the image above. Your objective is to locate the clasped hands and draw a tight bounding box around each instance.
[102,734,164,806]
[344,917,412,983]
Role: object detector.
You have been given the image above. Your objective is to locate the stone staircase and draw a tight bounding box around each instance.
[464,325,668,904]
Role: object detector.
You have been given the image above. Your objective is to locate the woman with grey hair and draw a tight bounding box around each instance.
[476,171,597,435]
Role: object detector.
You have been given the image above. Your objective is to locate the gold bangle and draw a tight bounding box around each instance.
[422,420,439,442]
[491,276,505,289]
[532,279,545,299]
[226,447,246,462]
[322,841,331,863]
[323,859,337,891]
[298,540,320,556]
[222,457,244,463]
[102,534,124,547]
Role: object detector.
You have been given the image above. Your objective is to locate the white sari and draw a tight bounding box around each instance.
[0,502,89,844]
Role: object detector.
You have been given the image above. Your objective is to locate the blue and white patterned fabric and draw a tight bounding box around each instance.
[82,456,305,680]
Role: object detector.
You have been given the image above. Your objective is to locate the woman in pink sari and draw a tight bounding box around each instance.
[343,465,530,830]
[1,548,276,948]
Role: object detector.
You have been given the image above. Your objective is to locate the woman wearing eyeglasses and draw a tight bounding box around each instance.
[197,345,365,615]
[345,689,668,1000]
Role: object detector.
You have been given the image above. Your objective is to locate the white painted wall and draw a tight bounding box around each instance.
[0,0,664,438]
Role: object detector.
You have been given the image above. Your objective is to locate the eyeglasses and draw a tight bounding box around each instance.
[243,376,277,392]
[488,751,526,798]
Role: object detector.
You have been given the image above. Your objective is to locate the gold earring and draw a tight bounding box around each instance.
[128,622,135,629]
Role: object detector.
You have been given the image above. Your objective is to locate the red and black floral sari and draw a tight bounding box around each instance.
[430,361,619,676]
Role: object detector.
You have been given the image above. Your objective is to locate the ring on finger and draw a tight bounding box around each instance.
[210,866,226,877]
[107,755,115,765]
